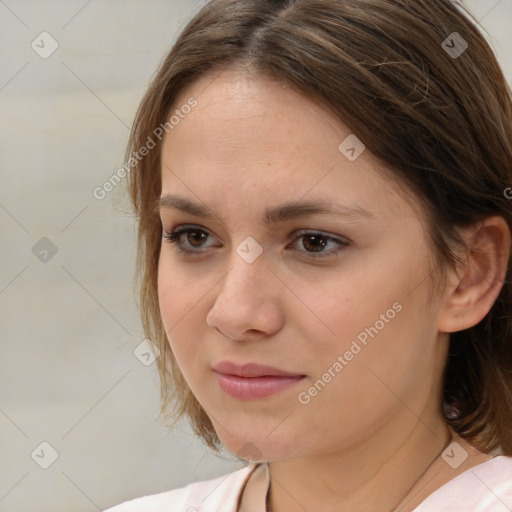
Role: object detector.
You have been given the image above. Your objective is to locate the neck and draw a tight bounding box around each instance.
[267,411,452,512]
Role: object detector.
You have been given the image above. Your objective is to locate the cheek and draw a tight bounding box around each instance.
[157,260,206,374]
[157,261,178,334]
[290,247,435,396]
[290,306,430,453]
[286,266,405,357]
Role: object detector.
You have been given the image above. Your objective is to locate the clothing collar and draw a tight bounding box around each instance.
[237,462,270,512]
[234,456,511,511]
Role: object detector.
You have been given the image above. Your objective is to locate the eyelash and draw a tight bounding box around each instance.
[161,224,349,259]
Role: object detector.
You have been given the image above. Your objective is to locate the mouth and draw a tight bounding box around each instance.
[212,361,306,400]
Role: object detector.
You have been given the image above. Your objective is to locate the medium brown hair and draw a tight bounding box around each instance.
[125,0,512,453]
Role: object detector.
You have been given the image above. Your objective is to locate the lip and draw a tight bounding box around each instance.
[212,361,306,400]
[213,361,303,378]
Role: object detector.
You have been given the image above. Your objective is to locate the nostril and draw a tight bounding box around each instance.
[213,326,243,342]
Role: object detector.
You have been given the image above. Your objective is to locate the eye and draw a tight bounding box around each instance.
[162,225,349,259]
[162,224,219,256]
[288,230,349,259]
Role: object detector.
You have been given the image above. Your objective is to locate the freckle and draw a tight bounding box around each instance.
[267,162,272,166]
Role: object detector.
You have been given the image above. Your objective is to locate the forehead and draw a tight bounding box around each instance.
[162,69,347,179]
[165,69,341,152]
[159,68,417,226]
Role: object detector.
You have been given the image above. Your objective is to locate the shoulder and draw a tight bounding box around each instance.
[413,455,512,512]
[103,464,255,512]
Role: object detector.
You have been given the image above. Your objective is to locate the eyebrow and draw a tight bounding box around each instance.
[158,193,375,225]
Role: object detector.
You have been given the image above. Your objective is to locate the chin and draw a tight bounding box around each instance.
[215,427,305,463]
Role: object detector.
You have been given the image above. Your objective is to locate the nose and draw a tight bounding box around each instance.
[206,252,285,342]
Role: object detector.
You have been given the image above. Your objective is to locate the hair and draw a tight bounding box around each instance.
[125,0,512,453]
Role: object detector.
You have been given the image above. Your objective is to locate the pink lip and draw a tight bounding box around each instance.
[212,361,306,400]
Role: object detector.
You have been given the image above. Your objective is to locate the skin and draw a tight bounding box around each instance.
[157,67,510,511]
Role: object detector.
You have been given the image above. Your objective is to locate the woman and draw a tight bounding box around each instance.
[104,0,512,510]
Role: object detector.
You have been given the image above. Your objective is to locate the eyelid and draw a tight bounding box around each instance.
[293,228,349,245]
[162,223,350,259]
[162,223,348,242]
[164,223,221,244]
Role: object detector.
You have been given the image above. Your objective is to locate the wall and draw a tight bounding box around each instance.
[0,1,511,510]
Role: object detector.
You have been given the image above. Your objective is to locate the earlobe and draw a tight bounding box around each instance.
[438,216,511,334]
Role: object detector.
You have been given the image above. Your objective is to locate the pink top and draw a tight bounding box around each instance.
[103,455,512,512]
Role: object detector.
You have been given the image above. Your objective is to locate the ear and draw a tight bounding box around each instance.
[438,216,511,333]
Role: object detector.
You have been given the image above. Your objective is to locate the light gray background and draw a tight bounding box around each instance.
[0,1,511,511]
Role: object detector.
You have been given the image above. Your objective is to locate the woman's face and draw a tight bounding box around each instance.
[157,68,449,461]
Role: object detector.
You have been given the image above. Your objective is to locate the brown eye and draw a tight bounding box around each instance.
[301,234,329,253]
[162,225,218,256]
[186,229,209,247]
[290,230,349,259]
